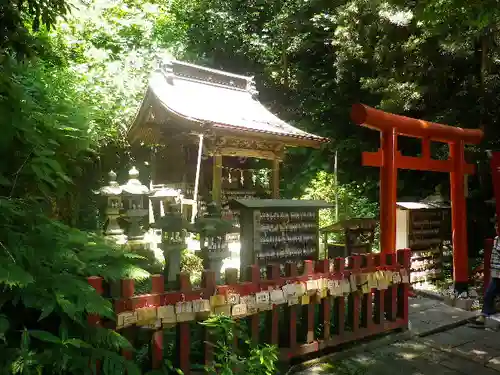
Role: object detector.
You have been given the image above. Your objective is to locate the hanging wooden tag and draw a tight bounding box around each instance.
[270,289,286,305]
[214,304,232,316]
[297,282,307,296]
[331,280,343,296]
[241,295,257,314]
[392,271,402,284]
[176,312,196,322]
[136,307,157,324]
[341,279,351,294]
[349,274,358,292]
[301,295,310,305]
[258,304,272,311]
[158,306,176,324]
[193,299,211,313]
[157,305,175,319]
[210,295,226,308]
[117,311,137,329]
[288,297,299,306]
[317,278,327,290]
[361,283,370,294]
[400,269,410,284]
[378,277,389,290]
[175,301,193,314]
[227,293,240,305]
[367,273,378,289]
[306,279,318,293]
[232,303,248,318]
[384,271,393,284]
[374,271,385,290]
[356,273,367,286]
[282,283,298,298]
[319,288,328,299]
[255,291,270,305]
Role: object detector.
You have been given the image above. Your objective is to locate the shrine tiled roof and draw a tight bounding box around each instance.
[130,60,329,146]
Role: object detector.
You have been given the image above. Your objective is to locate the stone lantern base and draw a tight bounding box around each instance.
[198,248,230,283]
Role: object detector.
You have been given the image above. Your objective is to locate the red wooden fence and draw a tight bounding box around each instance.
[87,249,411,374]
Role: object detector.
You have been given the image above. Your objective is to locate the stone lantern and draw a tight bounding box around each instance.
[98,170,126,244]
[153,188,194,282]
[120,166,150,245]
[149,185,180,223]
[194,202,235,283]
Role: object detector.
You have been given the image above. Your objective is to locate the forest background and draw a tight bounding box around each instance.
[1,0,500,373]
[4,0,500,227]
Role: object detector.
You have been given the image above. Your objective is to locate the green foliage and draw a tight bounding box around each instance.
[201,315,279,375]
[302,171,378,228]
[0,0,72,59]
[180,250,204,285]
[0,198,149,374]
[165,0,500,201]
[1,58,90,200]
[145,359,184,375]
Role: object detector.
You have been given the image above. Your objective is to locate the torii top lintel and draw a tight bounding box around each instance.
[351,104,483,144]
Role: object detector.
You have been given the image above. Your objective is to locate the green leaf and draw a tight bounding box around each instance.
[63,338,92,349]
[29,330,61,344]
[38,303,55,321]
[0,314,9,342]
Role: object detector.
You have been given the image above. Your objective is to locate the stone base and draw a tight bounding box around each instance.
[443,296,455,307]
[455,298,474,311]
[443,297,475,311]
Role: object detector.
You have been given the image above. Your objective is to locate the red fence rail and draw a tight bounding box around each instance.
[87,249,411,374]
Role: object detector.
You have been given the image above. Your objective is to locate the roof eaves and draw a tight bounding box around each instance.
[210,122,330,144]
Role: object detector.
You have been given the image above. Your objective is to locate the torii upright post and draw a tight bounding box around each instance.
[351,104,483,291]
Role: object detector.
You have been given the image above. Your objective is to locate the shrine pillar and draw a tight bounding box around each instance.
[212,153,222,207]
[271,158,280,198]
[450,140,468,288]
[380,129,398,253]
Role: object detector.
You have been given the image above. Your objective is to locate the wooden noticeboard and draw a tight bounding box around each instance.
[320,218,377,258]
[396,202,450,284]
[229,199,333,276]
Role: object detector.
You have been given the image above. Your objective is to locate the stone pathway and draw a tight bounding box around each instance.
[294,328,500,375]
[292,297,499,375]
[408,296,478,336]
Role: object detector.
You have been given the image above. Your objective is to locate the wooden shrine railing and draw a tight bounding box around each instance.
[87,249,411,374]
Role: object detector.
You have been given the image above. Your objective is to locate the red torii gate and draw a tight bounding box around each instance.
[351,104,484,288]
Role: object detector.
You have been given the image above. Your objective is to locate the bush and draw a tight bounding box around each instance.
[0,198,149,374]
[201,314,279,375]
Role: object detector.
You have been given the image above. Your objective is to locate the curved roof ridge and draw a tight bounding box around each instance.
[129,60,329,147]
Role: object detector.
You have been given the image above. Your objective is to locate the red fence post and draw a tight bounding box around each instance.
[266,264,280,346]
[360,254,374,332]
[372,254,385,327]
[333,257,346,337]
[303,260,315,344]
[201,269,216,367]
[397,249,411,327]
[87,277,103,375]
[315,259,331,341]
[224,268,240,352]
[347,255,361,334]
[120,278,135,362]
[284,263,298,354]
[484,238,494,295]
[245,265,261,343]
[151,275,165,369]
[385,253,397,321]
[176,273,192,375]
